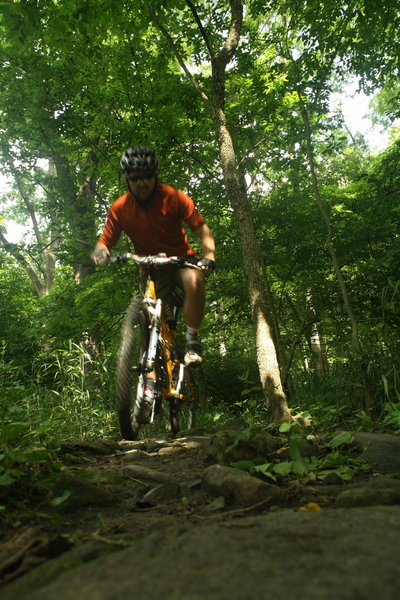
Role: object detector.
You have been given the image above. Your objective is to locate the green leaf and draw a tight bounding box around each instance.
[253,462,277,481]
[279,422,294,433]
[291,459,309,475]
[273,461,293,476]
[329,433,355,449]
[288,438,309,474]
[229,459,257,472]
[50,489,71,507]
[0,423,29,443]
[288,437,303,462]
[0,468,21,486]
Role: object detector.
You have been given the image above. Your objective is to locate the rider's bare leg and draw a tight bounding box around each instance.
[177,267,205,329]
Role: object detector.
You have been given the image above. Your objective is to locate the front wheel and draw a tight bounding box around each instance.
[169,365,201,435]
[116,298,149,440]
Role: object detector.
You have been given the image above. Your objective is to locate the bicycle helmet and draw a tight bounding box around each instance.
[120,146,158,172]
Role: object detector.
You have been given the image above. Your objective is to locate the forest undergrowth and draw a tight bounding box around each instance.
[1,338,400,528]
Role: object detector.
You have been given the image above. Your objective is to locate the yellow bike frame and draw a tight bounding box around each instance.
[144,274,195,403]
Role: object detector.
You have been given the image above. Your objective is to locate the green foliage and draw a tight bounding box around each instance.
[0,261,39,367]
[381,403,400,434]
[0,446,56,488]
[0,415,62,514]
[32,341,118,440]
[229,429,367,483]
[329,431,355,449]
[1,341,118,453]
[1,0,400,444]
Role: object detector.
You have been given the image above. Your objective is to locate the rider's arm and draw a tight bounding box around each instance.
[193,223,216,271]
[193,223,215,260]
[92,202,124,264]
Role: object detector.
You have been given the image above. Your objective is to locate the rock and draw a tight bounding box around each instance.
[319,472,344,485]
[157,446,185,456]
[202,464,285,507]
[50,471,119,512]
[0,528,73,584]
[308,475,400,503]
[143,442,169,453]
[119,440,148,451]
[297,440,322,458]
[4,507,400,600]
[0,540,120,595]
[122,451,151,462]
[72,467,125,486]
[180,436,212,446]
[141,482,182,505]
[352,432,400,474]
[218,418,247,430]
[202,496,226,512]
[202,430,284,463]
[176,427,215,437]
[123,465,175,484]
[59,439,119,456]
[336,487,400,508]
[186,478,202,489]
[365,475,400,490]
[332,431,400,474]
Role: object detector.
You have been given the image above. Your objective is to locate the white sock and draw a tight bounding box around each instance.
[186,327,199,341]
[144,379,155,397]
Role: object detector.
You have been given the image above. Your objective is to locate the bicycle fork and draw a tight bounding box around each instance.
[172,362,185,398]
[146,299,162,371]
[134,299,162,424]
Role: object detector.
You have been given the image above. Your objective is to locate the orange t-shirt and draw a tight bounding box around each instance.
[98,183,205,256]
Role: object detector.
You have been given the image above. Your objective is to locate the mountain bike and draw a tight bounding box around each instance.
[110,253,204,440]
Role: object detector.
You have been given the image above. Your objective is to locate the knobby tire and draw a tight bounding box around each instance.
[169,364,199,435]
[116,298,149,440]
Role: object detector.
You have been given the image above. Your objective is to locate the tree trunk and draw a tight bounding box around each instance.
[296,89,373,411]
[0,148,58,296]
[151,1,291,422]
[0,231,46,296]
[53,150,97,282]
[306,290,324,376]
[212,103,291,420]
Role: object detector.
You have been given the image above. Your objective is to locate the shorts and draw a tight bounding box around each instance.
[139,265,184,308]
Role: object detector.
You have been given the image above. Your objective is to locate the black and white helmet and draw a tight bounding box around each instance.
[120,147,158,172]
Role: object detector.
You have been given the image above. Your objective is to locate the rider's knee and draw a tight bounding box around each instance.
[179,269,204,296]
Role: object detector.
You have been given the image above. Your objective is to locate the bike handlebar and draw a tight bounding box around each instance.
[108,253,202,270]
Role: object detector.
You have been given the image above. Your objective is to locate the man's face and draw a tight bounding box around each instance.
[126,171,156,203]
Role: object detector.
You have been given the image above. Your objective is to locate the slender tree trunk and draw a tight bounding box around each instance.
[0,147,58,296]
[53,150,97,282]
[74,165,97,282]
[296,89,373,411]
[212,103,290,420]
[0,230,46,296]
[151,0,292,421]
[306,290,324,376]
[45,160,61,290]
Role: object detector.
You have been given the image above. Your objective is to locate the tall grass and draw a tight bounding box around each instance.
[1,341,119,450]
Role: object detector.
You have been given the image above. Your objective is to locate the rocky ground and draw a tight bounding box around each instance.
[1,424,400,599]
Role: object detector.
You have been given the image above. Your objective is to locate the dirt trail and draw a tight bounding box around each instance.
[1,430,400,599]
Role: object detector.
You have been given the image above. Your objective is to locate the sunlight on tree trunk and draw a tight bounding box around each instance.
[150,0,292,422]
[306,290,324,376]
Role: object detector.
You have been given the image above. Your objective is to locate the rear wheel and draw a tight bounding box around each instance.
[116,298,149,440]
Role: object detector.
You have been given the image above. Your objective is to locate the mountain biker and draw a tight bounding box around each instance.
[93,146,216,369]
